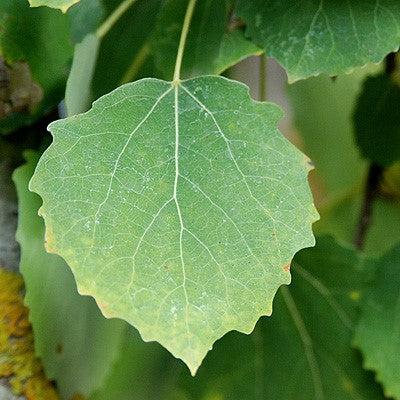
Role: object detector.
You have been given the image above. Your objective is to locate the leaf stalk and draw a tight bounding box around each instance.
[96,0,138,39]
[173,0,197,83]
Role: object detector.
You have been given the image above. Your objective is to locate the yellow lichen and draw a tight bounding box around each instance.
[0,268,59,400]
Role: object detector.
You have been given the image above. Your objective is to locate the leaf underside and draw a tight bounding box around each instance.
[237,0,400,81]
[30,76,318,373]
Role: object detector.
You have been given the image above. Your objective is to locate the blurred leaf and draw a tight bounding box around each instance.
[381,162,400,200]
[317,197,400,257]
[67,0,104,43]
[91,0,163,99]
[89,328,171,400]
[237,0,400,82]
[213,30,262,76]
[289,66,400,256]
[13,151,126,399]
[65,33,100,115]
[354,73,400,167]
[289,69,371,196]
[30,76,317,374]
[0,0,72,134]
[28,0,80,13]
[354,245,400,399]
[153,0,261,79]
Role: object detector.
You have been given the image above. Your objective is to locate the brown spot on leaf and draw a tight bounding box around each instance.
[55,343,63,354]
[283,262,291,272]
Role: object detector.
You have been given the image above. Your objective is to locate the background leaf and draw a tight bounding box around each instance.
[0,0,72,134]
[67,0,104,43]
[354,245,400,399]
[65,33,100,116]
[89,328,171,400]
[28,0,80,13]
[91,0,163,99]
[353,73,400,167]
[153,0,261,79]
[288,66,400,256]
[13,151,126,399]
[30,76,317,373]
[237,0,400,81]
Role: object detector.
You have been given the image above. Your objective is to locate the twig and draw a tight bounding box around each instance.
[353,163,383,250]
[353,52,397,250]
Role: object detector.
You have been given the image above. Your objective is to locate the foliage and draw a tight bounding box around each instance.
[237,0,400,82]
[1,0,399,398]
[354,245,400,399]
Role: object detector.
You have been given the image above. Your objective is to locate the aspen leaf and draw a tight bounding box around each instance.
[30,76,318,373]
[237,0,400,82]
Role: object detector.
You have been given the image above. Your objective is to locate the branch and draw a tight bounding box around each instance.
[353,163,383,250]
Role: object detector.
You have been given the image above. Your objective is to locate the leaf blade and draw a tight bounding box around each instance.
[354,245,400,399]
[237,0,400,81]
[29,0,80,12]
[30,76,317,373]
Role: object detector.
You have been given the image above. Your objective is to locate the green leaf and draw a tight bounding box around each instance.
[13,151,126,399]
[30,76,317,373]
[354,245,400,399]
[67,0,104,43]
[213,30,262,76]
[354,73,400,167]
[89,328,169,400]
[172,237,386,399]
[65,33,100,115]
[153,0,261,79]
[28,0,80,13]
[237,0,400,82]
[91,0,163,99]
[0,0,72,134]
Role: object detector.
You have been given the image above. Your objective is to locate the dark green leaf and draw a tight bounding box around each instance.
[354,244,400,399]
[153,0,261,79]
[237,0,400,81]
[67,0,104,43]
[91,0,163,99]
[353,73,400,167]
